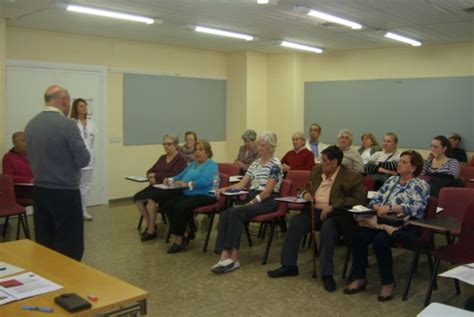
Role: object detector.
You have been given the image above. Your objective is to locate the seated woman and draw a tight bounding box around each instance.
[163,140,218,254]
[343,150,429,302]
[234,129,258,175]
[211,132,283,273]
[365,132,401,189]
[133,134,187,241]
[337,129,364,173]
[358,132,382,165]
[422,135,460,197]
[178,131,197,163]
[2,131,34,205]
[281,132,315,172]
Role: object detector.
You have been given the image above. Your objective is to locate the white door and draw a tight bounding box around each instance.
[6,60,108,206]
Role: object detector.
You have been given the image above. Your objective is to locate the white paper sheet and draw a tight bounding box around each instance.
[0,272,62,302]
[0,262,25,278]
[229,176,243,183]
[0,290,16,305]
[367,191,377,199]
[439,263,474,286]
[125,176,148,182]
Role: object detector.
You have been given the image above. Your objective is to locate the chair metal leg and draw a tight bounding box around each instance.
[454,279,461,295]
[258,223,264,238]
[2,216,9,237]
[260,223,268,239]
[426,253,438,290]
[20,214,31,239]
[202,213,215,252]
[402,250,420,301]
[424,258,441,307]
[244,224,253,247]
[137,215,143,230]
[341,246,352,280]
[16,216,22,240]
[262,220,276,265]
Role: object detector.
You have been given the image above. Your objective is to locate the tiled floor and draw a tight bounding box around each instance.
[2,201,472,316]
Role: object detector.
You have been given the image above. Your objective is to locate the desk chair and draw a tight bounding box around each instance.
[217,163,240,177]
[245,179,292,264]
[424,203,474,306]
[192,173,229,252]
[0,174,30,240]
[460,166,474,188]
[437,187,474,240]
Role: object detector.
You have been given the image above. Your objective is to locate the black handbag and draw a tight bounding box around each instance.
[377,214,410,227]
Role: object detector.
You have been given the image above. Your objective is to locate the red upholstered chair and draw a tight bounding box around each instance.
[217,163,240,177]
[424,203,474,306]
[469,155,474,167]
[247,179,292,264]
[193,173,229,252]
[362,175,376,191]
[0,174,30,240]
[460,166,474,189]
[285,170,310,211]
[437,188,474,238]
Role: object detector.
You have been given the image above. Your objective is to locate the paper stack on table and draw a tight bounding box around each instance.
[0,272,62,305]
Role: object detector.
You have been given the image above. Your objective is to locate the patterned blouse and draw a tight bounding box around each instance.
[368,176,430,219]
[422,158,460,178]
[245,157,283,193]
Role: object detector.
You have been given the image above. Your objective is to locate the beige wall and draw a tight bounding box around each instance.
[4,26,473,198]
[5,27,227,199]
[0,19,5,160]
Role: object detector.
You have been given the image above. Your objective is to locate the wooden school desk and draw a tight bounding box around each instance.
[0,240,148,317]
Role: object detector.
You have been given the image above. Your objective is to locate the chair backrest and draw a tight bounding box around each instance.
[438,188,474,225]
[274,179,292,217]
[460,166,474,188]
[469,155,474,167]
[217,163,241,177]
[457,203,474,246]
[285,170,310,196]
[217,173,229,208]
[0,174,17,204]
[418,196,438,242]
[362,175,376,192]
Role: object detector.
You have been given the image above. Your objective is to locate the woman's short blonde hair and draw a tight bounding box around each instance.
[195,139,213,158]
[257,132,277,153]
[385,132,399,145]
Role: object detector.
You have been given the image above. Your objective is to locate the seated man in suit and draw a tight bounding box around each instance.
[267,145,366,292]
[2,131,34,204]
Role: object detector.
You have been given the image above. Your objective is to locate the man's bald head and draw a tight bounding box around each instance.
[44,85,70,116]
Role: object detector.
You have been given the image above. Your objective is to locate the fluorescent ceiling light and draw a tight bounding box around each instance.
[306,9,362,30]
[257,0,269,3]
[280,41,323,53]
[194,26,254,41]
[66,4,155,24]
[384,32,421,46]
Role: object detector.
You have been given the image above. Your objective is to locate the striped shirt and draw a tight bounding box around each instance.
[368,176,430,219]
[422,158,460,178]
[365,151,401,174]
[245,157,283,192]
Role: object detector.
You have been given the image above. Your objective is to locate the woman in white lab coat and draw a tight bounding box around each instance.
[71,98,96,221]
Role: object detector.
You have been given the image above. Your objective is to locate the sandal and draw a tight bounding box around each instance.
[343,280,367,295]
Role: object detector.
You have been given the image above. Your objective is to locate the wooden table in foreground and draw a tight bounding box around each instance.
[0,240,148,317]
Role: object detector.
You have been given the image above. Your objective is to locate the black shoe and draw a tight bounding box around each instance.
[267,265,299,278]
[322,275,336,292]
[167,243,185,254]
[140,232,157,241]
[343,280,367,295]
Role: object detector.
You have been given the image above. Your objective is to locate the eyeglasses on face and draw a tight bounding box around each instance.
[162,142,174,146]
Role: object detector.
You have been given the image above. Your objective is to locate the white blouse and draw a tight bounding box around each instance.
[76,119,96,169]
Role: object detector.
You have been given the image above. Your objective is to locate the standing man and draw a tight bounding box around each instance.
[306,123,327,163]
[25,85,90,261]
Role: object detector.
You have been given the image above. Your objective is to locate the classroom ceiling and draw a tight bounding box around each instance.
[1,0,473,53]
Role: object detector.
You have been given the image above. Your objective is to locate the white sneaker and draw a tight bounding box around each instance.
[211,258,234,273]
[83,211,93,221]
[222,260,240,273]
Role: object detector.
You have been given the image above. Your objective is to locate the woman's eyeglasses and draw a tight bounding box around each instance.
[162,142,174,146]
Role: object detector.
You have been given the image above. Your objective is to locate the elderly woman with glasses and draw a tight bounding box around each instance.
[234,129,259,175]
[344,150,429,302]
[162,140,218,253]
[211,132,283,274]
[133,134,187,241]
